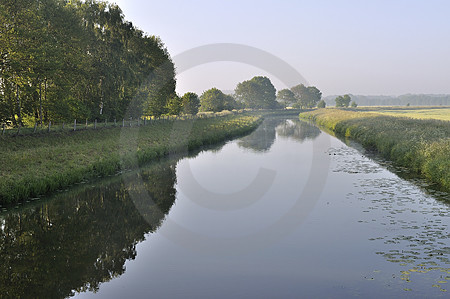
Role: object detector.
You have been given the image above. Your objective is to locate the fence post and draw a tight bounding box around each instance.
[144,118,146,126]
[48,121,51,133]
[62,122,65,130]
[2,124,4,136]
[122,119,125,127]
[34,122,37,133]
[129,117,132,127]
[105,119,107,127]
[74,119,77,131]
[114,118,116,127]
[85,119,88,129]
[94,119,97,129]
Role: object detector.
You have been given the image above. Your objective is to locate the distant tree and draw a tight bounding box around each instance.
[350,101,358,108]
[166,96,183,115]
[223,94,238,111]
[335,94,351,107]
[200,88,227,112]
[181,92,200,115]
[235,76,277,109]
[277,89,296,108]
[317,100,326,108]
[290,84,322,108]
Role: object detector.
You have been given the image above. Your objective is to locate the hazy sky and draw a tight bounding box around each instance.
[112,0,450,96]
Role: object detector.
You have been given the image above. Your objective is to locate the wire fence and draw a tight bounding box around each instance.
[0,110,246,137]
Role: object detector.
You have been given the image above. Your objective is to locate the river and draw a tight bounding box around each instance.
[0,117,449,298]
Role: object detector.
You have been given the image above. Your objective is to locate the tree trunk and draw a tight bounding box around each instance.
[16,83,22,127]
[39,80,43,125]
[44,78,47,122]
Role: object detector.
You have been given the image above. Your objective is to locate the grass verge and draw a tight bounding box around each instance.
[0,114,262,205]
[300,108,450,192]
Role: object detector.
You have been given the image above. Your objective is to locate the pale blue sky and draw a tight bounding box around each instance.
[112,0,450,96]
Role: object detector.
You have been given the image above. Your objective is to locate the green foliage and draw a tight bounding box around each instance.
[166,96,183,116]
[290,84,322,108]
[351,101,358,108]
[200,88,227,112]
[0,114,262,204]
[223,94,239,111]
[181,92,200,115]
[277,89,296,108]
[317,100,326,108]
[0,0,176,125]
[335,95,352,107]
[235,76,277,109]
[300,109,450,191]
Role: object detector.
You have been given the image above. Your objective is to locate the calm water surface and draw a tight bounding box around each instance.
[1,117,449,298]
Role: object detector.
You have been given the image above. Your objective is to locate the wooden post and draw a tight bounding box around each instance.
[144,118,146,126]
[85,119,88,129]
[48,121,51,132]
[114,118,116,127]
[122,119,125,127]
[94,119,97,129]
[104,119,107,127]
[129,117,132,127]
[33,122,37,133]
[74,119,77,131]
[62,122,65,130]
[2,124,5,136]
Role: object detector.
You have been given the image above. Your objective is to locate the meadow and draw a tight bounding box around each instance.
[356,106,450,121]
[300,108,450,192]
[0,114,262,205]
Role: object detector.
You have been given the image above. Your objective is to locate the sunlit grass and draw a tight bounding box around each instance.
[356,106,450,121]
[300,108,450,192]
[0,114,262,205]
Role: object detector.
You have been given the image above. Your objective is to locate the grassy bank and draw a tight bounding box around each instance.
[300,108,450,191]
[0,114,262,205]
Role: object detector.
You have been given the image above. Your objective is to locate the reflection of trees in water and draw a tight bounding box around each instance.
[0,161,177,298]
[237,118,284,152]
[276,119,321,142]
[237,118,321,153]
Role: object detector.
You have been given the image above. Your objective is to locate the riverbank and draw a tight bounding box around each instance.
[0,114,262,205]
[300,108,450,192]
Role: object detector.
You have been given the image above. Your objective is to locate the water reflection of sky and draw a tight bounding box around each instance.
[1,117,448,298]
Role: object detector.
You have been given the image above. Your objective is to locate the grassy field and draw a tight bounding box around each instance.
[356,106,450,121]
[300,108,450,192]
[0,114,262,205]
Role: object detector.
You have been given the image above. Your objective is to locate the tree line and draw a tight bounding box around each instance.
[0,0,325,128]
[0,0,177,127]
[196,77,323,113]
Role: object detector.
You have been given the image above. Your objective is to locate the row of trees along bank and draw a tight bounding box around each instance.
[0,0,176,127]
[196,77,323,112]
[0,0,324,129]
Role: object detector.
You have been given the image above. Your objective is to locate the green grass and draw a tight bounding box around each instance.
[356,106,450,121]
[0,114,262,205]
[300,108,450,192]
